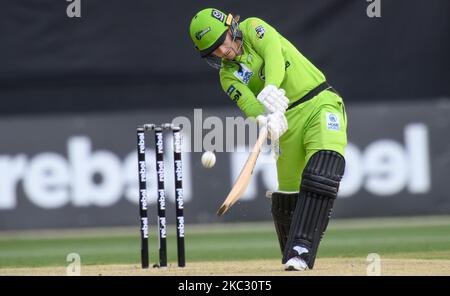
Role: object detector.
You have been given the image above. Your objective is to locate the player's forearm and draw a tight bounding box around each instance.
[237,98,266,118]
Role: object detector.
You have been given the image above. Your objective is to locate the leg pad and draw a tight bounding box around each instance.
[283,150,345,269]
[270,192,298,255]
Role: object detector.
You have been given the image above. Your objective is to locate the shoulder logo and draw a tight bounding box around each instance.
[255,25,265,39]
[211,9,225,22]
[195,27,211,40]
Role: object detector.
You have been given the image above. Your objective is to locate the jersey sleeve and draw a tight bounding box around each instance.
[220,74,265,118]
[244,18,286,88]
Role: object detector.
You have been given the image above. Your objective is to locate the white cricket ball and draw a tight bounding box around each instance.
[201,151,216,169]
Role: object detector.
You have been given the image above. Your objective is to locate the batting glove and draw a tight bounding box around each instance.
[256,85,289,114]
[256,111,288,141]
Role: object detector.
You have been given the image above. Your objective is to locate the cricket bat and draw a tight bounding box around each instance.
[217,126,268,216]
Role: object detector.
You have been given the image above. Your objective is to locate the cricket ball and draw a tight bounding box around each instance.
[201,151,216,169]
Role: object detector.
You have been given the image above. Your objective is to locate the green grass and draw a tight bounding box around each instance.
[1,216,450,268]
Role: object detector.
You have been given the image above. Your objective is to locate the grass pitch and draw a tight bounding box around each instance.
[1,216,450,275]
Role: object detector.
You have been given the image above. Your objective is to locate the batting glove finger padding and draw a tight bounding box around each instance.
[257,85,289,113]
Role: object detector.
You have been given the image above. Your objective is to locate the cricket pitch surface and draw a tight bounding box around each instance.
[2,258,450,276]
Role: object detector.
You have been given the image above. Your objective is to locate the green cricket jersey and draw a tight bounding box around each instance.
[219,17,326,118]
[217,17,347,191]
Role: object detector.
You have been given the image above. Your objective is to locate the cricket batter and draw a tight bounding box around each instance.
[189,8,347,271]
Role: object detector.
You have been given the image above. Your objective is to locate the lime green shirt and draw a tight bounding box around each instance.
[219,17,326,118]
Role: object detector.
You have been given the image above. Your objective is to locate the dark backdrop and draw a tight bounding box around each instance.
[1,0,449,115]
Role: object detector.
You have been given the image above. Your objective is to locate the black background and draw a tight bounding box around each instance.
[1,0,449,115]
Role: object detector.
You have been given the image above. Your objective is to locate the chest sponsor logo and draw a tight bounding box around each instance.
[234,63,253,85]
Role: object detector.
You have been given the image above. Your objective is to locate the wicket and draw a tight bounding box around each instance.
[136,123,185,269]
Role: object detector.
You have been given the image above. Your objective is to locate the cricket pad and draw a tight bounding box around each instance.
[282,150,345,269]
